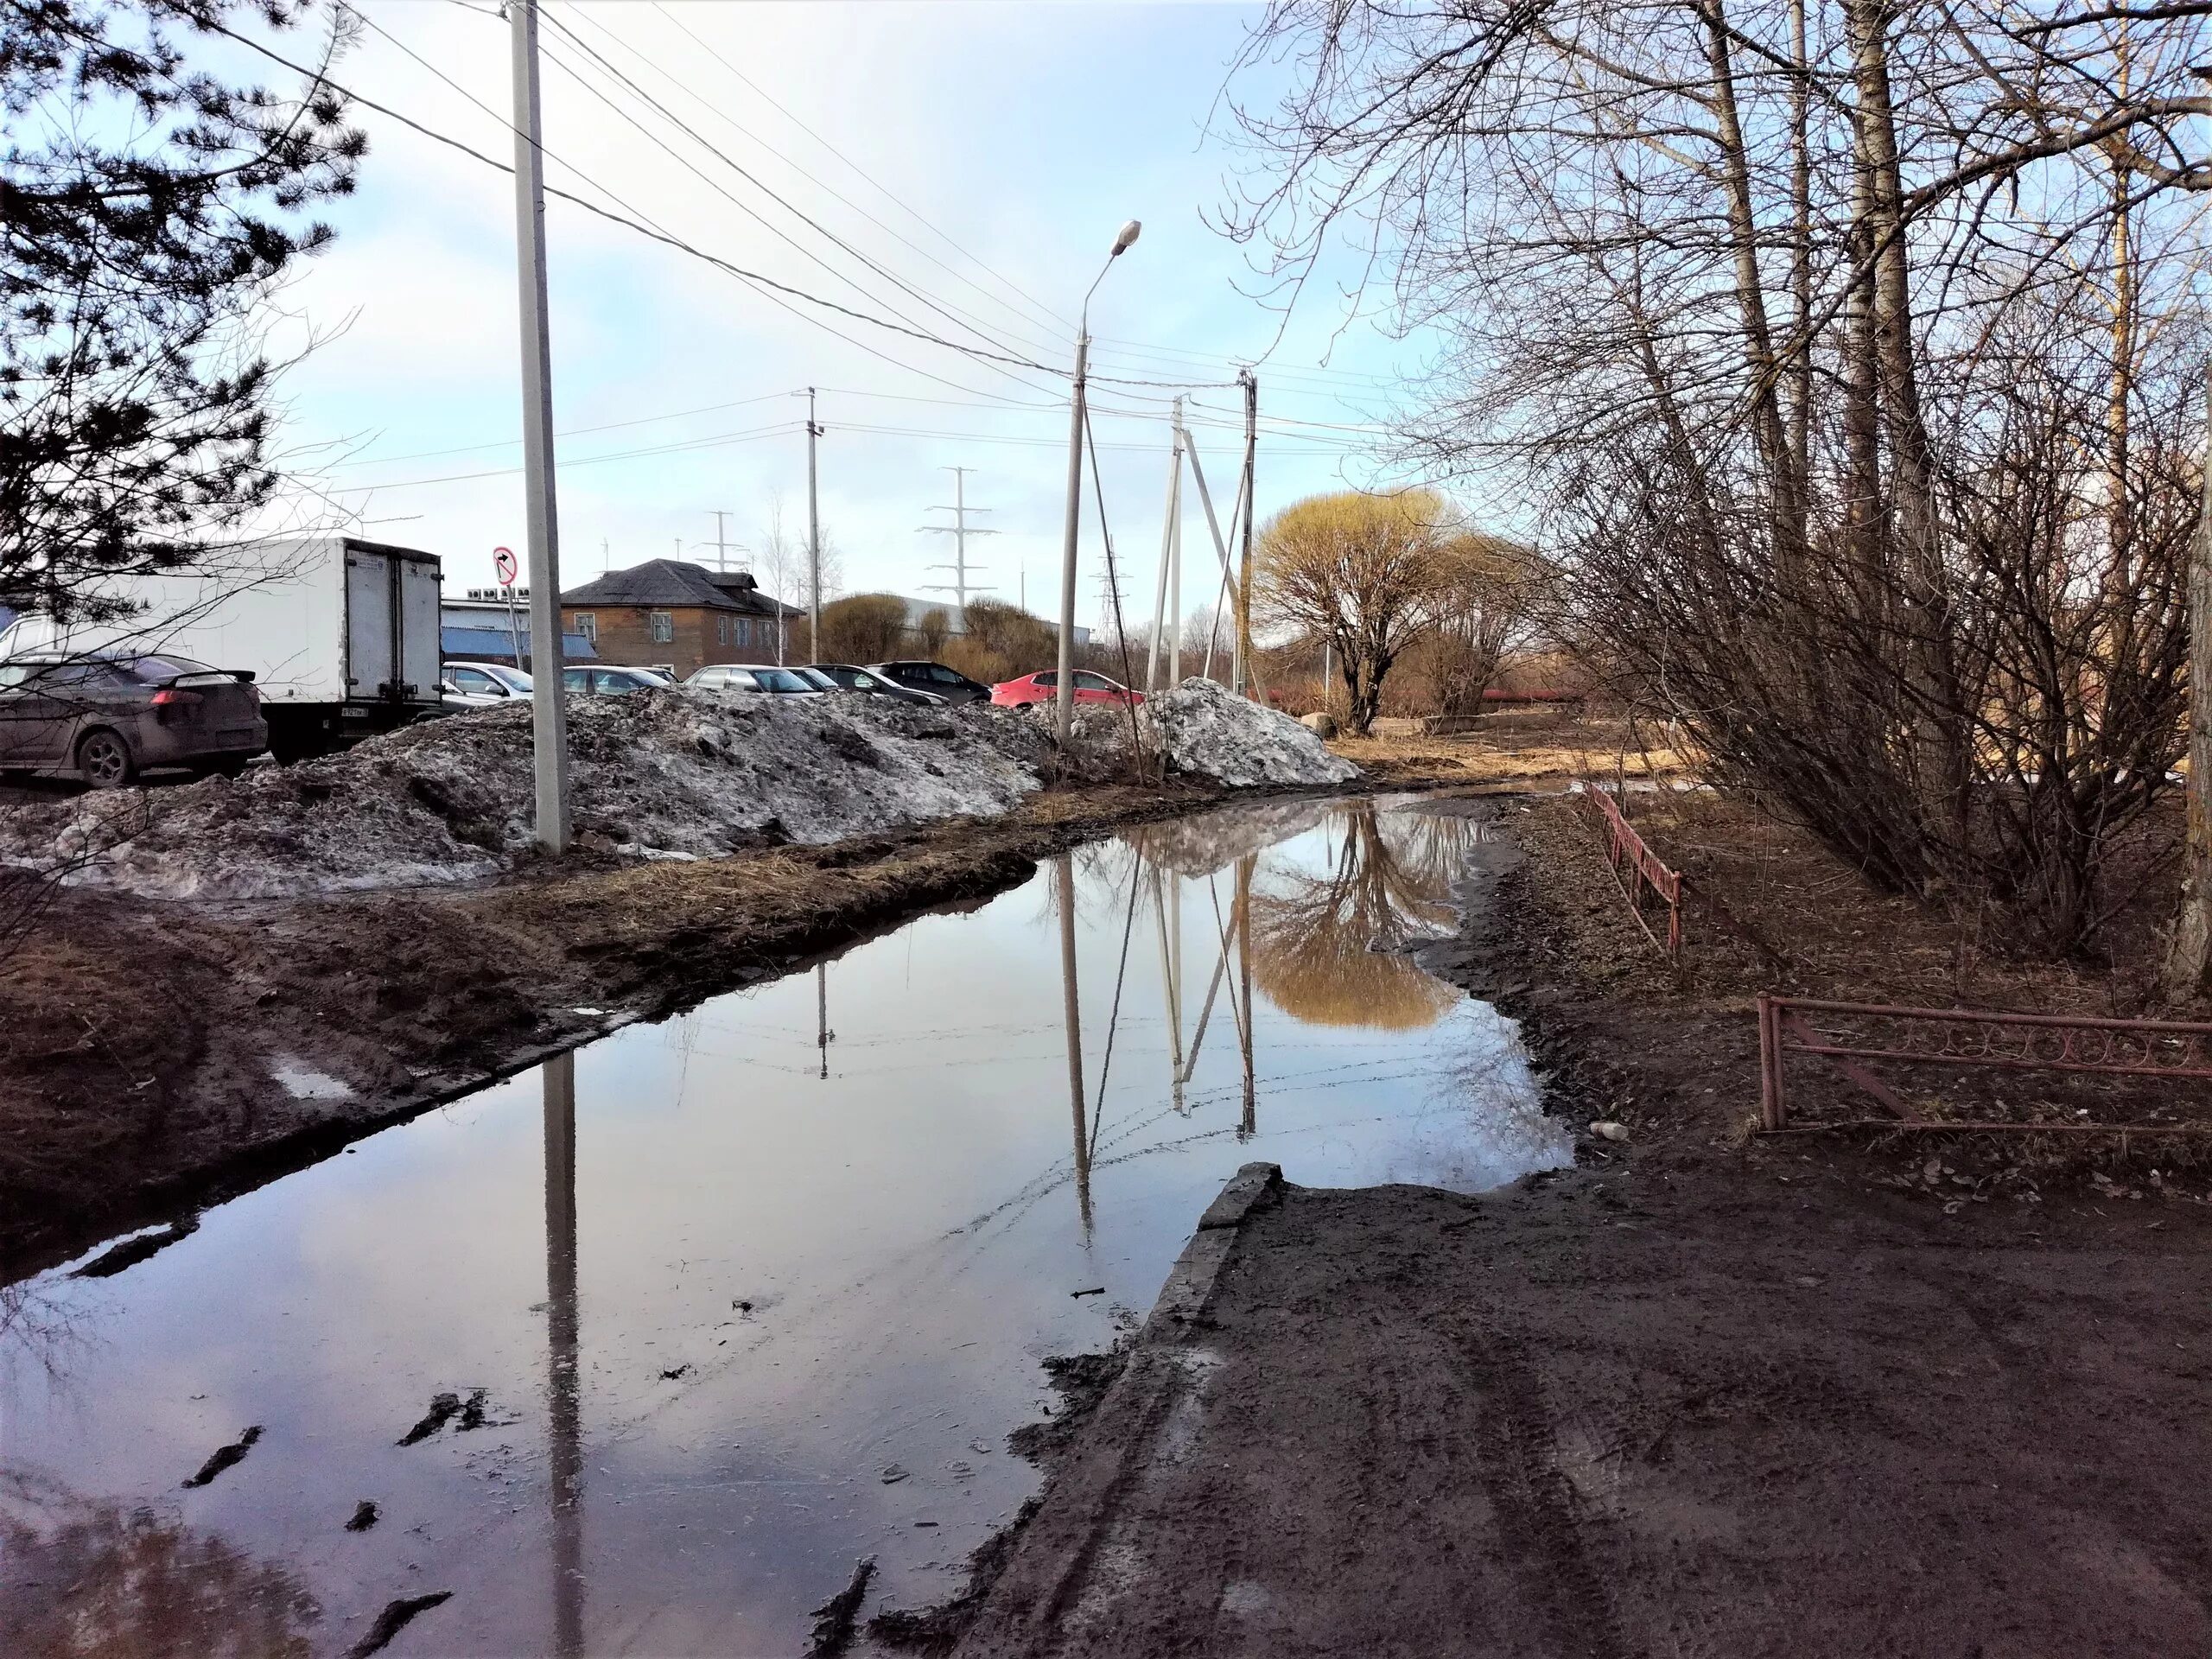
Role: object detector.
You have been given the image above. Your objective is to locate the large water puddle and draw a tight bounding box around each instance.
[1,795,1568,1657]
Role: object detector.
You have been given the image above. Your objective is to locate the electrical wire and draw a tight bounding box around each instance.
[554,0,1078,374]
[531,7,1061,384]
[325,420,801,493]
[334,389,800,468]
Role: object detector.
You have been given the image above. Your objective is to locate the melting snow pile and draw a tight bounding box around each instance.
[1141,678,1361,789]
[0,692,1058,900]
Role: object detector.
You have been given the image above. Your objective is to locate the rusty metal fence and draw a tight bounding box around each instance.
[1578,785,1684,958]
[1756,994,2212,1133]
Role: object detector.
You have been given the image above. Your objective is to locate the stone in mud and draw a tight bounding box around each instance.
[397,1392,463,1446]
[181,1425,262,1489]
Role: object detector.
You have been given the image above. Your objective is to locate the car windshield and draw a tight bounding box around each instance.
[793,668,838,690]
[751,668,812,693]
[814,666,861,688]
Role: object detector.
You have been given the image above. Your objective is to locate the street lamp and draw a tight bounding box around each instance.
[1055,219,1141,746]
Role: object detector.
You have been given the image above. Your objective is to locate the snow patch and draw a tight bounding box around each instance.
[0,681,1358,901]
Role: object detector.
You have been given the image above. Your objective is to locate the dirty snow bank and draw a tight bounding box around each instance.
[1070,678,1360,789]
[0,692,1058,900]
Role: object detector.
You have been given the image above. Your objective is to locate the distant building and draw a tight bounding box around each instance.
[439,589,594,666]
[892,594,1090,647]
[560,560,799,679]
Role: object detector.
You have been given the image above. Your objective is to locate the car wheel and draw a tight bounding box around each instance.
[75,728,137,789]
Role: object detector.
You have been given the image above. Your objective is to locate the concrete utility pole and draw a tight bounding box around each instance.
[1058,219,1142,745]
[806,386,823,661]
[1146,397,1184,694]
[1236,370,1258,699]
[920,465,996,611]
[509,0,568,853]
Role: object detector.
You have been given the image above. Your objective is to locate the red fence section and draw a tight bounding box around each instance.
[1756,995,2212,1132]
[1579,785,1684,958]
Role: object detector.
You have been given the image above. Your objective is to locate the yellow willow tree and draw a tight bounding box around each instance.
[1255,489,1458,734]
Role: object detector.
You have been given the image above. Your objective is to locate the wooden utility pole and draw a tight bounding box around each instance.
[2164,368,2212,999]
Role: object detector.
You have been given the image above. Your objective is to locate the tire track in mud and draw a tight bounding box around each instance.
[1457,1318,1630,1659]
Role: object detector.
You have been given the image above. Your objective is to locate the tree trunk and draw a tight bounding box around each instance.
[2163,368,2212,999]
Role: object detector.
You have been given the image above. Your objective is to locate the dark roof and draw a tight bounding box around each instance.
[560,558,798,617]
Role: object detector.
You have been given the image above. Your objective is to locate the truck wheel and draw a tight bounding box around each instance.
[75,728,137,789]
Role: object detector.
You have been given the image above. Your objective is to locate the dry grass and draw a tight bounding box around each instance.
[1502,789,2212,1189]
[1328,708,1694,789]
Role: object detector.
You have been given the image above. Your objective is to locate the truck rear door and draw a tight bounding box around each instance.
[399,556,441,704]
[345,547,394,701]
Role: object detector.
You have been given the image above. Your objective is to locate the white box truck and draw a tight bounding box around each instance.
[0,536,446,760]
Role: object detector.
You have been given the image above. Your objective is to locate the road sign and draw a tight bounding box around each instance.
[494,545,518,586]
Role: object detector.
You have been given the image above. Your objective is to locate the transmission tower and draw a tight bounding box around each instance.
[918,465,998,611]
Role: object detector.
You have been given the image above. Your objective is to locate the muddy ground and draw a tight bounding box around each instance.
[921,795,2212,1657]
[0,779,1230,1279]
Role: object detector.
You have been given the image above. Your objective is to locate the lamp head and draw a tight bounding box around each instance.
[1111,219,1142,256]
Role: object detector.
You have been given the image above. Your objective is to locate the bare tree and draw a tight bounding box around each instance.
[1227,0,2212,956]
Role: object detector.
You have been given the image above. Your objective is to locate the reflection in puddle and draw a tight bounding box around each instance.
[1,797,1568,1656]
[1,1471,322,1658]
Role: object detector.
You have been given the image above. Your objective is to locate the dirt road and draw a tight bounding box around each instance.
[922,796,2212,1657]
[952,1167,2212,1658]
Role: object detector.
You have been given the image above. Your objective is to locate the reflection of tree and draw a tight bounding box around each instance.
[1249,805,1477,1030]
[0,1474,320,1658]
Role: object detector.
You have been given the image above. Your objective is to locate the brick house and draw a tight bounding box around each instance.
[560,560,799,680]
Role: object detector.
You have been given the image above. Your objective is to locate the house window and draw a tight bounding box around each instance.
[648,610,674,644]
[716,614,728,646]
[736,616,753,650]
[574,612,597,643]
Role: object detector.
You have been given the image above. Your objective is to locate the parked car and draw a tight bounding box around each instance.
[563,665,671,696]
[0,650,266,787]
[685,664,826,696]
[442,661,532,702]
[806,663,943,705]
[990,670,1144,711]
[871,661,990,704]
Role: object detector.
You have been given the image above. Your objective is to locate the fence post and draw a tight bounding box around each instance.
[1758,992,1783,1130]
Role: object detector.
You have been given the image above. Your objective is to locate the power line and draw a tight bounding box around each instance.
[554,1,1077,373]
[531,7,1058,385]
[645,0,1079,343]
[334,389,798,468]
[325,420,802,493]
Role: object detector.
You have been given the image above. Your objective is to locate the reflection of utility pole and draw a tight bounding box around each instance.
[1150,864,1185,1113]
[542,1051,583,1659]
[1057,855,1092,1234]
[1236,854,1257,1140]
[816,964,831,1081]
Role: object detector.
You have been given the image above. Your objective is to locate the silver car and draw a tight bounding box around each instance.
[684,664,825,696]
[0,651,267,787]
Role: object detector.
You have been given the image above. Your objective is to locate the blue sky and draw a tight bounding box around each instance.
[256,0,1441,625]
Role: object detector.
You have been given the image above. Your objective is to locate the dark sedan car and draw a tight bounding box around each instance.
[807,663,943,705]
[870,660,991,704]
[0,650,265,787]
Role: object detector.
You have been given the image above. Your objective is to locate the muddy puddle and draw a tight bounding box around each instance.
[1,795,1568,1657]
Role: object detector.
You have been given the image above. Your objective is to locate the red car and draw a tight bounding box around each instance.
[990,670,1145,710]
